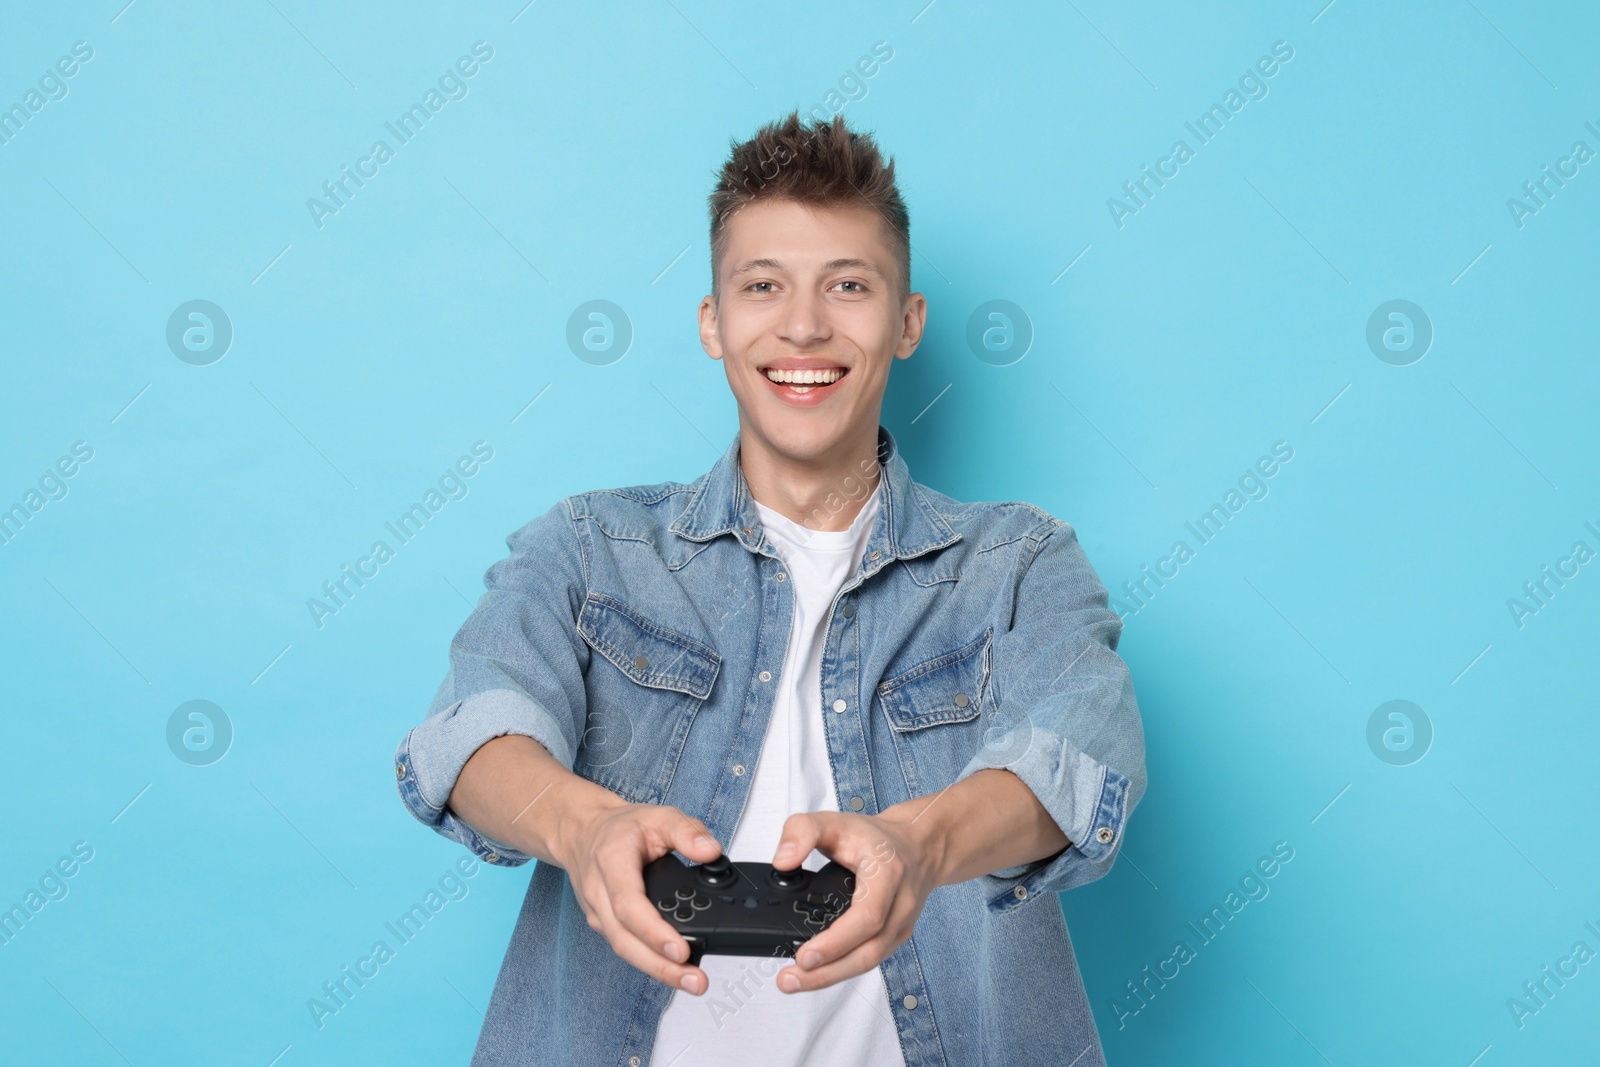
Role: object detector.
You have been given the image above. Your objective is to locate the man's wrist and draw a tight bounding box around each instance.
[878,792,958,888]
[880,769,1071,889]
[541,773,629,870]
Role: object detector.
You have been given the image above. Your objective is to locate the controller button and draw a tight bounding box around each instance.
[743,896,759,909]
[675,887,695,901]
[657,899,676,911]
[674,905,696,922]
[691,894,712,910]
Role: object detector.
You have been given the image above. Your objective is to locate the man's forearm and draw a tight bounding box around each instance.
[448,734,626,867]
[880,768,1070,888]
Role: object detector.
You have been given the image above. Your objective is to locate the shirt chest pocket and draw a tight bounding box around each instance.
[576,591,721,804]
[877,628,992,796]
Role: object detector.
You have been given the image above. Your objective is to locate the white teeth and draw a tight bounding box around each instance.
[764,367,845,385]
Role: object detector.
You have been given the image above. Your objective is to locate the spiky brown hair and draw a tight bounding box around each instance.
[707,110,911,302]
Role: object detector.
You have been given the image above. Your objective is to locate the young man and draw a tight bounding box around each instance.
[394,111,1146,1066]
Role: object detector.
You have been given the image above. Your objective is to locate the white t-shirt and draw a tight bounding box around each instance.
[650,482,906,1067]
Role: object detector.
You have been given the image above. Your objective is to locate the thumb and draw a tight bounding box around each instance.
[674,815,722,862]
[773,814,821,869]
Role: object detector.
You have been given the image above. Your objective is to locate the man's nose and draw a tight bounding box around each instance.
[779,287,830,345]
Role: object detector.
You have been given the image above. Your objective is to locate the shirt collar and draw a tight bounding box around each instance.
[669,423,960,562]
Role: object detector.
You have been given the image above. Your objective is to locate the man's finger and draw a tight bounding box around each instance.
[611,870,700,973]
[593,852,708,994]
[778,928,906,993]
[603,911,709,994]
[771,811,828,868]
[787,874,891,971]
[668,811,723,863]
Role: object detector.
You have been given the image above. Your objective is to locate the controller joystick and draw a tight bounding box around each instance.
[696,855,737,888]
[768,866,808,890]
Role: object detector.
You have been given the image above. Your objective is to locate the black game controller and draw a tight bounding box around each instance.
[642,852,856,967]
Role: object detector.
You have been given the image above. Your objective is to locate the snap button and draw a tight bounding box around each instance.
[734,764,746,776]
[486,851,499,864]
[742,527,752,536]
[630,1057,642,1067]
[903,994,918,1010]
[869,550,881,561]
[633,654,649,671]
[953,692,969,708]
[1013,884,1028,900]
[849,796,865,811]
[832,699,847,713]
[395,762,406,780]
[841,602,855,618]
[759,670,772,682]
[776,572,787,582]
[1096,826,1115,845]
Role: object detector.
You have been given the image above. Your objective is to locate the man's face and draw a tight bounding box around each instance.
[699,198,925,464]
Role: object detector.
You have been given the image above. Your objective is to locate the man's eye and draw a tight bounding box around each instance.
[749,281,776,293]
[836,280,865,293]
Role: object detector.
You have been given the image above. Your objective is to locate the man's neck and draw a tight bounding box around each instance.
[737,418,883,533]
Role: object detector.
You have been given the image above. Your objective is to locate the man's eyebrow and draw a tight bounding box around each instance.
[728,257,886,279]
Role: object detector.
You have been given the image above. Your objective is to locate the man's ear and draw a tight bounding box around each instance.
[894,292,928,360]
[698,294,723,361]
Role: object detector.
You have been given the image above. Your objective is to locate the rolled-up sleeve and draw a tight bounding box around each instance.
[951,520,1147,908]
[393,497,592,867]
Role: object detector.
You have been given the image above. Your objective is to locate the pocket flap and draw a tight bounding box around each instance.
[877,628,991,731]
[577,592,721,700]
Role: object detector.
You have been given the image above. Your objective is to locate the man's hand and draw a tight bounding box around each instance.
[448,735,723,996]
[769,768,1071,994]
[557,798,726,997]
[766,808,942,994]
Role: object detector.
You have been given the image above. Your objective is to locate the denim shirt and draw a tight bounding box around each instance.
[394,424,1147,1066]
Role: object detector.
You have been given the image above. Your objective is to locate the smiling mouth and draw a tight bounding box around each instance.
[762,366,847,393]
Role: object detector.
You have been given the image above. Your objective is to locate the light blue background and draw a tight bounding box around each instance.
[3,1,1597,1063]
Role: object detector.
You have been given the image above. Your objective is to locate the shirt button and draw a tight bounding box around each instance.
[953,692,969,708]
[486,851,500,864]
[759,670,772,682]
[1013,884,1028,900]
[832,698,847,713]
[633,654,649,671]
[869,550,882,561]
[902,994,918,1010]
[742,527,752,537]
[630,1058,642,1067]
[841,602,855,618]
[849,796,865,811]
[395,762,406,780]
[1096,827,1115,845]
[734,764,746,776]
